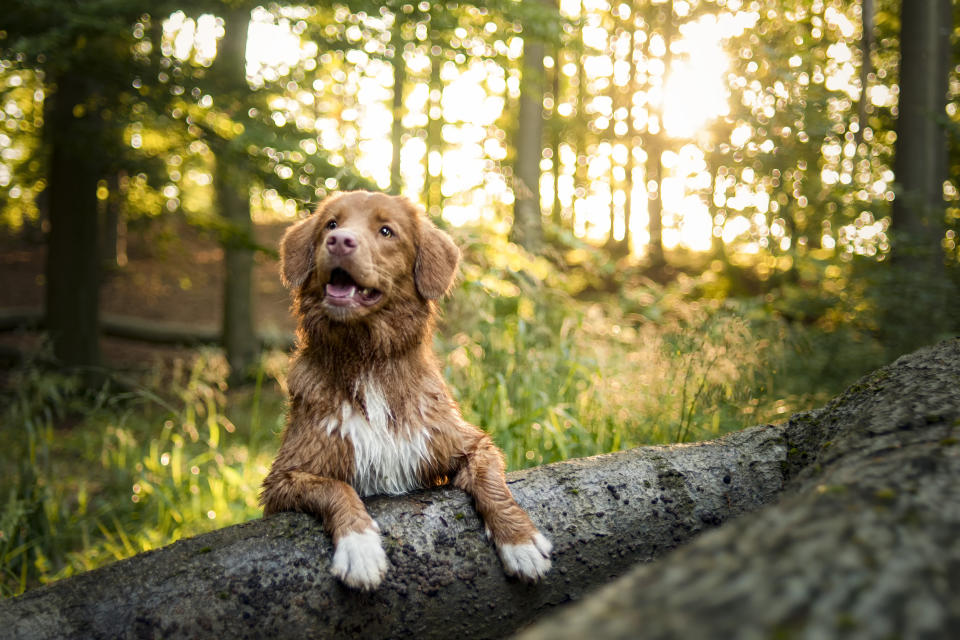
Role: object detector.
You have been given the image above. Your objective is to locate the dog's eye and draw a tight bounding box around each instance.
[326,220,337,230]
[379,226,393,238]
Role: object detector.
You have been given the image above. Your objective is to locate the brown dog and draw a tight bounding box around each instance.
[260,191,551,590]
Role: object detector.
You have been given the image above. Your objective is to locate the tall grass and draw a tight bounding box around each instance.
[440,234,802,469]
[0,350,283,598]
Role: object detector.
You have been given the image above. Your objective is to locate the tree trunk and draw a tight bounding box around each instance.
[424,41,443,215]
[215,8,257,384]
[218,165,257,383]
[573,0,587,239]
[519,338,960,640]
[854,0,874,151]
[621,9,639,258]
[0,308,291,350]
[4,339,959,639]
[606,5,635,258]
[885,0,954,356]
[645,131,665,266]
[0,408,787,639]
[44,70,103,368]
[550,40,562,226]
[101,171,128,269]
[644,2,675,268]
[389,16,406,195]
[510,36,545,251]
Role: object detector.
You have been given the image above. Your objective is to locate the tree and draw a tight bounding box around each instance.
[510,25,547,251]
[642,1,676,268]
[884,0,955,355]
[389,12,406,195]
[4,1,150,368]
[43,68,106,368]
[210,6,258,384]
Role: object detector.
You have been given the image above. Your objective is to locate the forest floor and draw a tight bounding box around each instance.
[0,221,296,374]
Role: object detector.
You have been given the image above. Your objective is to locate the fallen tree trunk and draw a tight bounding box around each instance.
[2,339,957,639]
[0,308,292,349]
[519,339,960,640]
[0,419,787,638]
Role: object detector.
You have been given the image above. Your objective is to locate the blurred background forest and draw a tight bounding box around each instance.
[1,0,958,597]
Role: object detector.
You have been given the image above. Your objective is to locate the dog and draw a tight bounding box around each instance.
[260,191,552,590]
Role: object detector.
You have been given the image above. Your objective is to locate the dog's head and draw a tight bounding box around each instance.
[280,191,459,325]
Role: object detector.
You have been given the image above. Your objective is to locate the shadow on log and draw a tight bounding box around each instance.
[1,340,958,638]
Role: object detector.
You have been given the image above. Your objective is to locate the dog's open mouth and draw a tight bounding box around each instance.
[324,268,383,308]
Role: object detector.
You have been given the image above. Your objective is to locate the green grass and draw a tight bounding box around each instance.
[0,349,284,598]
[0,240,887,598]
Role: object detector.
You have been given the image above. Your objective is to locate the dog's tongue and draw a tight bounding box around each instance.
[326,282,356,299]
[326,268,358,299]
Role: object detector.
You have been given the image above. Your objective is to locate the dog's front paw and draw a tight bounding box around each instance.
[331,526,388,590]
[498,531,552,582]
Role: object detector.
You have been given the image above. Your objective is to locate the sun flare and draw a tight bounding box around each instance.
[175,5,758,255]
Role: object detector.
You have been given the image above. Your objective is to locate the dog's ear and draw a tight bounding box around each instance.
[280,214,320,289]
[415,219,460,300]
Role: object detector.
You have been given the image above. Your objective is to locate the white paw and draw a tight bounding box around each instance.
[330,527,388,591]
[498,532,552,582]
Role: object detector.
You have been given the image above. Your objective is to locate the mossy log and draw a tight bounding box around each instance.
[2,340,958,639]
[520,339,960,640]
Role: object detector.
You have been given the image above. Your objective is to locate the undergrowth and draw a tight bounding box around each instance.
[0,350,283,598]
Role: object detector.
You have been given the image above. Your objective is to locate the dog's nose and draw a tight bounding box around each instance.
[326,229,358,256]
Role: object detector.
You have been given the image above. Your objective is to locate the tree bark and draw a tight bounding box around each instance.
[218,164,257,383]
[620,7,639,257]
[854,0,874,151]
[214,8,257,384]
[885,0,954,355]
[606,4,636,258]
[573,0,587,238]
[643,2,675,269]
[510,35,546,251]
[389,16,406,195]
[44,70,103,368]
[549,38,562,226]
[520,338,960,640]
[2,339,958,638]
[424,39,443,215]
[101,171,128,269]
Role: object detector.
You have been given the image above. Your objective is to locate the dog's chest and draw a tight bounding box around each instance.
[325,384,430,497]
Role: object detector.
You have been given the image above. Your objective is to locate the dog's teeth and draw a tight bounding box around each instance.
[361,288,372,296]
[347,286,356,297]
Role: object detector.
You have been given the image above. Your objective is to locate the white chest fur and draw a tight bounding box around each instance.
[324,382,430,497]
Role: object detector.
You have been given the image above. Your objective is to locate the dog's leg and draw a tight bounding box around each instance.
[261,469,388,590]
[453,434,552,581]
